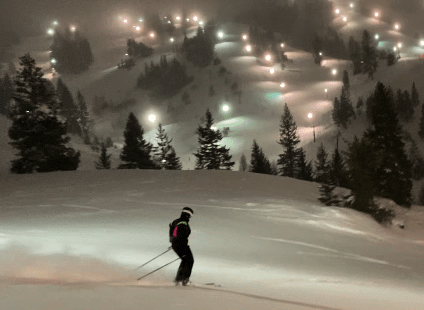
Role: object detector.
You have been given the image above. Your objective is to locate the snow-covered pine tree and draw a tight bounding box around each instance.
[118,112,157,169]
[153,123,182,170]
[277,103,301,178]
[361,30,378,79]
[338,86,355,128]
[76,91,91,144]
[239,153,248,172]
[296,147,314,181]
[314,143,330,183]
[364,82,412,207]
[56,78,80,135]
[419,103,424,140]
[348,36,362,75]
[330,140,349,188]
[95,143,112,169]
[8,54,80,173]
[356,96,364,115]
[0,73,13,117]
[193,109,234,170]
[250,139,272,174]
[342,70,350,96]
[318,183,337,206]
[411,82,420,108]
[332,97,342,127]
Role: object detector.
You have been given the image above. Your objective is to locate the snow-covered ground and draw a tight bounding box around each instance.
[0,170,424,310]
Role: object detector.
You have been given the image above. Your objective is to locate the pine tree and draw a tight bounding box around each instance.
[356,97,364,115]
[193,109,235,170]
[411,82,420,108]
[0,73,13,117]
[312,35,323,65]
[361,30,378,79]
[332,97,342,127]
[277,103,301,178]
[118,112,157,169]
[8,54,80,173]
[76,91,91,144]
[239,153,248,172]
[296,148,314,181]
[338,86,355,128]
[402,90,414,122]
[95,143,112,169]
[56,78,80,135]
[314,143,330,183]
[342,70,350,96]
[419,103,424,139]
[348,36,362,75]
[345,136,380,214]
[250,139,272,174]
[364,82,412,207]
[153,123,182,170]
[330,142,349,188]
[318,183,337,206]
[409,140,424,180]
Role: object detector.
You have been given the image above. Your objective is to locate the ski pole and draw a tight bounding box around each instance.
[137,257,180,281]
[134,247,172,272]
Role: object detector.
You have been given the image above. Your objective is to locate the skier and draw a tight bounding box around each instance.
[169,207,194,286]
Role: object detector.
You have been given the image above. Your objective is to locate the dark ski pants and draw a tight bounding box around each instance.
[172,243,194,281]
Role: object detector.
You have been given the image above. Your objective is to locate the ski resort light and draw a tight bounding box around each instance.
[170,37,174,42]
[52,21,58,26]
[308,113,313,119]
[332,69,337,75]
[50,58,57,64]
[139,18,143,22]
[280,83,285,88]
[47,28,54,35]
[398,43,402,48]
[319,52,323,56]
[421,40,424,46]
[374,12,379,18]
[211,126,217,131]
[176,16,181,21]
[245,45,252,52]
[242,34,247,40]
[148,114,156,123]
[222,104,230,112]
[70,25,76,32]
[394,23,400,30]
[123,19,128,23]
[193,16,198,22]
[393,47,397,51]
[335,9,340,14]
[343,16,347,22]
[218,31,224,38]
[375,34,379,40]
[265,54,272,61]
[199,21,204,25]
[150,32,155,38]
[325,88,328,93]
[281,43,285,48]
[270,68,275,74]
[350,3,354,8]
[186,18,190,22]
[136,26,141,31]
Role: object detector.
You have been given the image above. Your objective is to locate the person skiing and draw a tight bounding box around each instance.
[169,207,194,286]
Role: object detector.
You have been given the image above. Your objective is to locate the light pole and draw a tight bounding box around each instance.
[308,113,315,142]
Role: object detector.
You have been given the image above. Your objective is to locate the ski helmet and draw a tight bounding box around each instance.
[182,207,194,217]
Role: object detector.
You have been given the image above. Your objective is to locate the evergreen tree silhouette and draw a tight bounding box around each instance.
[153,123,182,170]
[76,91,91,144]
[361,30,378,79]
[250,139,272,174]
[348,36,362,75]
[183,26,215,67]
[408,139,424,180]
[8,54,80,173]
[193,109,234,170]
[419,103,424,139]
[277,103,301,178]
[364,82,412,207]
[338,86,355,128]
[56,78,80,135]
[239,153,248,172]
[296,147,314,181]
[411,82,420,108]
[330,138,349,188]
[332,97,342,127]
[314,143,330,183]
[95,143,112,169]
[342,70,350,96]
[118,112,157,169]
[0,73,13,117]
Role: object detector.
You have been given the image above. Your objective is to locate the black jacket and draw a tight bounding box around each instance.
[169,214,191,245]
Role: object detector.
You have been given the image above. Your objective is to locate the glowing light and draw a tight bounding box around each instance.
[398,43,402,48]
[123,19,128,23]
[139,18,143,22]
[265,54,271,61]
[374,12,379,17]
[176,16,181,21]
[70,26,76,32]
[199,21,204,25]
[170,37,174,42]
[218,31,224,38]
[246,45,252,52]
[332,69,337,75]
[420,40,424,46]
[167,21,171,24]
[325,88,328,93]
[270,68,275,74]
[211,126,217,131]
[242,34,247,40]
[394,23,400,30]
[136,26,141,31]
[148,114,156,123]
[281,43,284,48]
[343,16,347,22]
[308,113,313,119]
[47,28,54,35]
[375,34,379,40]
[280,83,285,88]
[50,58,57,64]
[319,52,323,56]
[222,104,230,112]
[350,3,354,8]
[150,32,155,38]
[52,21,58,26]
[186,18,190,22]
[335,9,340,14]
[393,47,397,51]
[193,16,198,21]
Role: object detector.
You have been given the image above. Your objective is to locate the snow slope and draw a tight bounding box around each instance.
[0,170,424,310]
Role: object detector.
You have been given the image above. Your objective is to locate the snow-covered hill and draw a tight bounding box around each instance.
[0,169,423,310]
